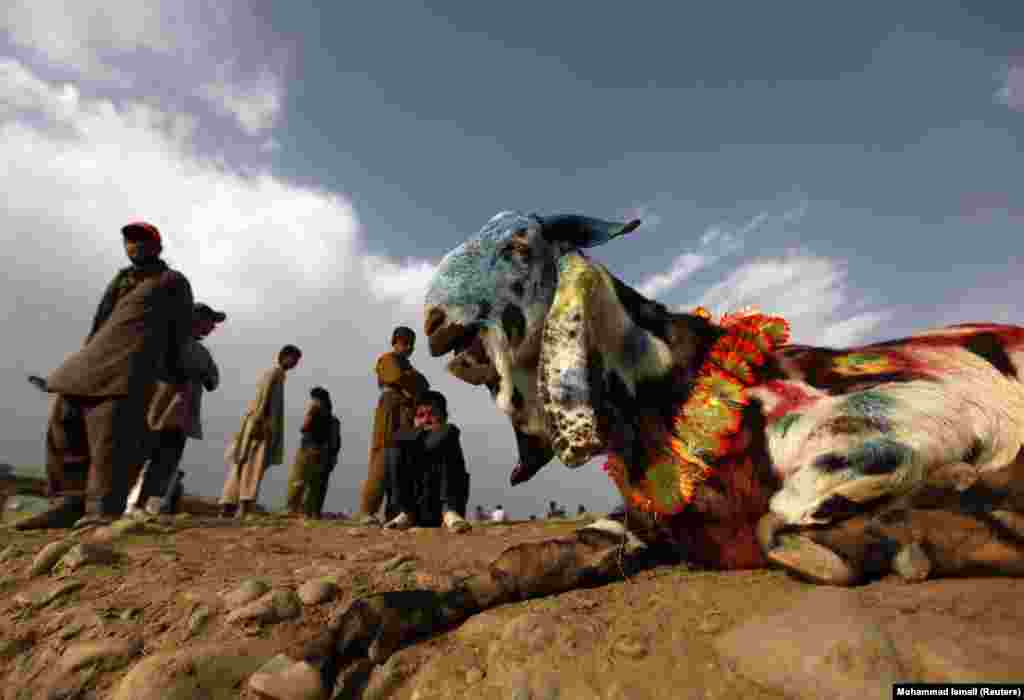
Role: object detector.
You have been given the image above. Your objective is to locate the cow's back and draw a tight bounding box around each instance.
[749,324,1024,525]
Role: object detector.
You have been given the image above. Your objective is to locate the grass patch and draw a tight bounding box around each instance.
[84,564,120,580]
[351,571,374,598]
[11,605,35,623]
[115,533,156,547]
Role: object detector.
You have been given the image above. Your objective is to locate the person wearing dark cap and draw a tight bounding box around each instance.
[125,301,225,517]
[222,344,302,519]
[284,386,335,518]
[17,221,193,530]
[356,326,429,524]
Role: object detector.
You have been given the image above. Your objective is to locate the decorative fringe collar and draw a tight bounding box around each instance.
[604,306,790,516]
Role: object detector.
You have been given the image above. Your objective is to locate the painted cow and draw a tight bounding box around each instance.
[256,212,1024,700]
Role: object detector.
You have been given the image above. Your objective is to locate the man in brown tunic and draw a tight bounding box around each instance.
[17,222,194,530]
[356,326,429,524]
[221,345,302,519]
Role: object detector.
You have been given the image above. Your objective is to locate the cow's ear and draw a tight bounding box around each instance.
[540,214,641,249]
[539,252,672,467]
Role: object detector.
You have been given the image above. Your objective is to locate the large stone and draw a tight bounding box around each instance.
[715,588,903,700]
[362,654,407,700]
[297,578,339,605]
[226,589,302,625]
[59,542,118,571]
[223,578,271,609]
[247,654,327,700]
[379,553,416,573]
[90,517,149,543]
[29,540,75,576]
[111,642,276,700]
[59,637,143,673]
[187,605,213,636]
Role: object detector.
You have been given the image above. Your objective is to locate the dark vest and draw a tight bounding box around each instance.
[301,410,332,447]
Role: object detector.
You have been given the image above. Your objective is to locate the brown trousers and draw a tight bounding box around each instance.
[359,446,388,516]
[45,391,152,512]
[220,439,272,505]
[360,389,413,516]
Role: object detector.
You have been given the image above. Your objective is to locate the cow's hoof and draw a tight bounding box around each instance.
[766,533,858,586]
[892,542,931,582]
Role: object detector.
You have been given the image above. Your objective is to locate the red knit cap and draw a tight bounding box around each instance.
[121,221,162,245]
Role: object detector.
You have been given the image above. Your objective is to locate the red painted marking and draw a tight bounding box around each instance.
[760,380,818,421]
[660,454,772,569]
[864,325,1024,353]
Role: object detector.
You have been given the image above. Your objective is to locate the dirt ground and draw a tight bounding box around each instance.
[11,508,1017,700]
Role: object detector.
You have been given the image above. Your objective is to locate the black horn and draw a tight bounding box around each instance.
[541,214,641,249]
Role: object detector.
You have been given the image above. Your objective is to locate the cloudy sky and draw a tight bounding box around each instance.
[1,1,1021,518]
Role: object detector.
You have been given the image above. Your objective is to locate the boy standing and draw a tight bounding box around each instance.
[356,326,428,523]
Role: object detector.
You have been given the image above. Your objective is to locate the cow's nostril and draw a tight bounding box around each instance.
[425,307,447,336]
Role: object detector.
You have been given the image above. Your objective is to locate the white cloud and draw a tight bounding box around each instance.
[635,201,806,298]
[1,1,177,78]
[198,69,283,136]
[362,256,439,310]
[637,252,713,298]
[995,64,1024,112]
[632,200,890,349]
[3,0,286,138]
[0,59,353,311]
[689,254,892,347]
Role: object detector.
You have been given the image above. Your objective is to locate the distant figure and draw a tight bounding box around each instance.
[491,505,506,522]
[474,504,487,521]
[546,500,565,519]
[529,514,537,521]
[18,222,193,531]
[577,504,587,517]
[382,391,471,533]
[358,326,429,524]
[285,386,335,519]
[221,345,302,519]
[126,302,225,517]
[317,411,342,517]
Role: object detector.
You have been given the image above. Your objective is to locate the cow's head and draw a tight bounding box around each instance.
[425,211,715,485]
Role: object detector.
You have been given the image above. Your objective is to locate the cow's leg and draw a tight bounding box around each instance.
[250,519,658,700]
[879,458,1024,579]
[868,507,1024,579]
[758,489,923,586]
[758,455,1024,586]
[759,505,1024,587]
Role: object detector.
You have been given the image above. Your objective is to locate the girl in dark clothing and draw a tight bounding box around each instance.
[285,386,334,518]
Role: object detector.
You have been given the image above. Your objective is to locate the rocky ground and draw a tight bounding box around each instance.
[1,506,1023,700]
